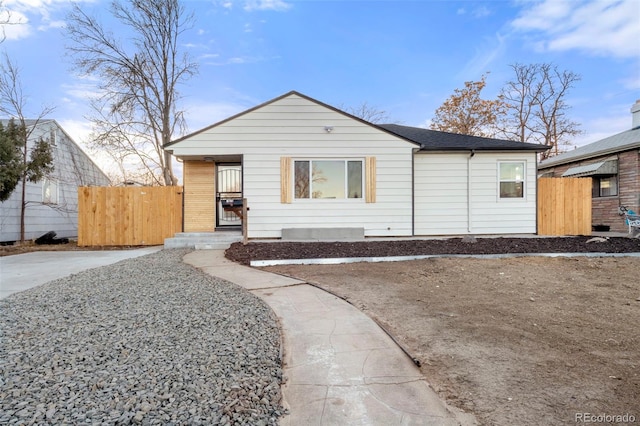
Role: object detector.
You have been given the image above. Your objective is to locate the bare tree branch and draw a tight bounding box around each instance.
[498,63,581,158]
[66,0,197,185]
[343,102,391,124]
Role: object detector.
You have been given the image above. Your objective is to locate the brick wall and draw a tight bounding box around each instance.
[539,149,640,232]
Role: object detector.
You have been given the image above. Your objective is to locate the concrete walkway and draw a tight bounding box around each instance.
[0,247,162,299]
[184,250,475,425]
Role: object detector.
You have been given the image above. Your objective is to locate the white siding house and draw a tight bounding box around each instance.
[0,120,110,242]
[166,91,547,239]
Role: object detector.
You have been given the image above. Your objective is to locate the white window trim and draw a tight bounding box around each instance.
[498,161,526,201]
[293,158,365,202]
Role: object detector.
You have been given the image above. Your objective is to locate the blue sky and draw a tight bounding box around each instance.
[1,0,639,173]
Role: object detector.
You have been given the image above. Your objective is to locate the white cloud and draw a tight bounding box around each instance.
[201,55,273,66]
[579,114,630,145]
[511,0,640,58]
[0,9,30,40]
[473,6,491,18]
[38,19,65,31]
[1,0,92,41]
[228,57,247,64]
[460,32,507,79]
[455,5,491,18]
[62,79,101,103]
[199,53,221,60]
[58,118,93,145]
[181,100,248,134]
[243,0,291,12]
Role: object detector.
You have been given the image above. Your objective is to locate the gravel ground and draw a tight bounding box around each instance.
[0,249,285,425]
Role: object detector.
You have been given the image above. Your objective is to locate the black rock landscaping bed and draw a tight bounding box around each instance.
[225,236,640,265]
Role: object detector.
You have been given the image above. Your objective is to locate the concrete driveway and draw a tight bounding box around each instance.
[0,247,162,299]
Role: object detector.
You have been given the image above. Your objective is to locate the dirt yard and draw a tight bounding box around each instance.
[263,256,640,425]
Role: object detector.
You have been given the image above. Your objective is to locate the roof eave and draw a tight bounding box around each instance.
[418,146,550,153]
[539,141,640,169]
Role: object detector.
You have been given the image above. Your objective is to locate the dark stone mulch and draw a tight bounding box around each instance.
[225,236,640,265]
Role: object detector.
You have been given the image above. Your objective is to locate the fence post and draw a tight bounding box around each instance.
[242,198,248,245]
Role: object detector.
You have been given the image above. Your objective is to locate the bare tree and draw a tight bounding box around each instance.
[66,0,198,185]
[0,54,56,242]
[343,102,391,124]
[499,63,581,158]
[430,73,504,137]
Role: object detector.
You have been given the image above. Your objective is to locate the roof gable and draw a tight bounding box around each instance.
[167,91,419,149]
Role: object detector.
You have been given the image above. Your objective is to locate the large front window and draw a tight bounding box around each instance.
[294,160,363,199]
[499,162,525,198]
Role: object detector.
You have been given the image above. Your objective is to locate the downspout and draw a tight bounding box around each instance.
[467,150,475,234]
[535,155,539,235]
[411,149,416,236]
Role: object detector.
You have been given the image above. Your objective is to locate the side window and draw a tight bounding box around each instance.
[592,176,618,197]
[42,178,58,204]
[499,162,525,199]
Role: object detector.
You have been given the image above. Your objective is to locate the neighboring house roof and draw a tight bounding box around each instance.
[539,127,640,169]
[0,118,111,184]
[378,124,550,152]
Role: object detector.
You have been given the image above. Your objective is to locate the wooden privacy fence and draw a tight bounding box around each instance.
[78,186,183,246]
[537,177,592,236]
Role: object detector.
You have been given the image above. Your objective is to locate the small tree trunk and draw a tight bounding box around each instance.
[19,135,28,243]
[163,150,176,185]
[19,174,26,243]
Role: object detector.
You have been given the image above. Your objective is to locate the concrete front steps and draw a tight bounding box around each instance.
[164,232,242,250]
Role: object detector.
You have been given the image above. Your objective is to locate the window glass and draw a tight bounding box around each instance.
[500,182,524,198]
[42,179,58,204]
[347,161,362,199]
[499,162,525,198]
[294,161,309,198]
[312,161,344,199]
[294,160,363,200]
[595,176,618,197]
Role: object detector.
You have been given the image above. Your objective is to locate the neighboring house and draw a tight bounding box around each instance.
[165,91,548,239]
[538,101,640,233]
[0,120,111,243]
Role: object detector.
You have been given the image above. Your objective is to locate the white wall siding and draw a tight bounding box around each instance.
[171,94,416,238]
[0,121,110,242]
[414,152,538,235]
[469,153,538,234]
[414,153,470,235]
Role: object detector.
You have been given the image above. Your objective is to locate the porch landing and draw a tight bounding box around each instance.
[164,232,242,250]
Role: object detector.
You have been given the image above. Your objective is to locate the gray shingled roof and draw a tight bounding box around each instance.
[539,127,640,168]
[378,124,550,152]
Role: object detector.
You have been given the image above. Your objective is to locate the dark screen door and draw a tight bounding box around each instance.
[216,164,242,227]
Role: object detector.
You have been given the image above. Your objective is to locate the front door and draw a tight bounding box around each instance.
[216,164,242,227]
